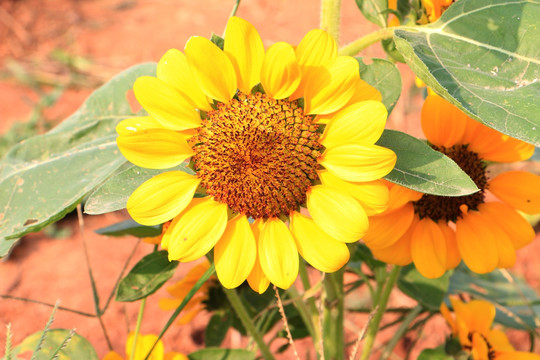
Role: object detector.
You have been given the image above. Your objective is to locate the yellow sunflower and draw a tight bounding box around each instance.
[441,297,540,360]
[102,333,187,360]
[363,93,539,278]
[116,16,396,292]
[420,0,454,23]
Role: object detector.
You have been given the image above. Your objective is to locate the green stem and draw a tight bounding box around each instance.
[130,297,146,360]
[298,261,321,354]
[338,28,396,56]
[224,288,275,360]
[229,0,241,17]
[320,0,342,45]
[323,268,344,360]
[380,305,423,360]
[360,265,401,360]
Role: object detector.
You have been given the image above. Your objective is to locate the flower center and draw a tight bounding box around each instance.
[413,144,488,222]
[192,92,322,219]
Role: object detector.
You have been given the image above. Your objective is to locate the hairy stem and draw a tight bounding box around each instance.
[339,28,395,56]
[320,0,342,45]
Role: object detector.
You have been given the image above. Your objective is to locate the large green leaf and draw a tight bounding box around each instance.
[356,57,402,114]
[94,219,162,238]
[84,163,193,215]
[394,0,540,145]
[376,130,478,196]
[0,63,156,257]
[398,264,451,310]
[448,266,540,330]
[355,0,388,27]
[12,329,98,360]
[116,250,178,302]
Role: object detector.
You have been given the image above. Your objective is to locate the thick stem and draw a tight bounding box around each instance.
[338,28,395,56]
[224,288,275,360]
[129,297,146,360]
[322,268,344,360]
[320,0,342,45]
[360,265,401,360]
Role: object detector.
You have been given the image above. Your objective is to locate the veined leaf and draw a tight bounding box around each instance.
[356,57,402,114]
[394,0,540,145]
[12,329,98,360]
[0,63,156,257]
[355,0,388,27]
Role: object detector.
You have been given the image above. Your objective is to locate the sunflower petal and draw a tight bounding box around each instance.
[363,203,415,249]
[496,352,540,360]
[307,185,368,243]
[321,101,387,148]
[224,16,264,94]
[258,218,299,289]
[371,216,417,266]
[167,197,228,262]
[185,36,237,103]
[290,212,350,272]
[456,211,498,274]
[157,49,212,111]
[480,135,534,162]
[471,333,490,360]
[117,129,194,169]
[295,29,337,67]
[481,216,516,268]
[116,116,164,136]
[489,171,540,214]
[386,182,423,213]
[478,202,534,249]
[320,144,396,182]
[318,170,389,216]
[214,214,256,289]
[260,42,301,99]
[421,94,467,148]
[127,172,200,226]
[247,219,270,294]
[411,218,447,279]
[304,56,359,115]
[133,76,201,130]
[437,221,461,270]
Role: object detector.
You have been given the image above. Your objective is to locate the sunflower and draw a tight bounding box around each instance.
[441,297,540,360]
[363,93,540,278]
[102,333,187,360]
[420,0,454,23]
[159,259,216,324]
[116,16,396,292]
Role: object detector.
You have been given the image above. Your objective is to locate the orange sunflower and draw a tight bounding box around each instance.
[363,93,540,278]
[116,16,396,292]
[420,0,454,23]
[441,297,540,360]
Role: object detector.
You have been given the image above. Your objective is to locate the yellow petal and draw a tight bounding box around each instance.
[247,219,270,294]
[471,332,490,360]
[126,333,164,360]
[321,101,387,148]
[320,144,396,182]
[157,49,211,111]
[165,353,189,360]
[295,29,337,67]
[260,42,301,99]
[167,197,228,262]
[117,129,194,169]
[489,171,540,214]
[488,329,514,351]
[304,56,360,115]
[440,302,457,335]
[411,218,447,278]
[116,116,164,136]
[496,352,540,360]
[214,214,256,289]
[451,298,495,336]
[371,216,417,266]
[133,76,201,130]
[478,202,534,249]
[421,94,467,148]
[456,211,498,274]
[363,203,415,249]
[258,218,299,289]
[185,36,237,103]
[127,171,200,226]
[437,221,461,270]
[224,16,265,94]
[318,170,389,216]
[307,185,368,243]
[290,212,350,272]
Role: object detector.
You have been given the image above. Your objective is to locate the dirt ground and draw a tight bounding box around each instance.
[1,0,539,359]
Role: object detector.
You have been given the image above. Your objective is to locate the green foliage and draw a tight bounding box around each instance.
[355,0,388,27]
[376,130,478,196]
[0,63,156,258]
[394,0,540,145]
[94,219,162,238]
[417,347,454,360]
[116,250,178,302]
[398,264,450,311]
[11,329,97,360]
[188,348,255,360]
[205,313,233,347]
[356,57,402,114]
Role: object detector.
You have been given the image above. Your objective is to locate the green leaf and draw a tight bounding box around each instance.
[394,0,540,145]
[94,219,162,238]
[205,313,233,347]
[0,63,156,257]
[116,250,178,302]
[398,264,450,310]
[188,348,255,360]
[356,57,402,114]
[376,130,478,196]
[12,329,98,360]
[84,162,193,215]
[448,266,540,330]
[355,0,388,27]
[417,347,453,360]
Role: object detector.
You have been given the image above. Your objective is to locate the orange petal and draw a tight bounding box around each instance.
[421,94,468,148]
[370,215,417,266]
[456,211,498,273]
[411,218,447,279]
[489,171,540,214]
[478,202,534,249]
[386,182,423,213]
[471,332,490,360]
[363,203,415,249]
[247,219,270,294]
[437,221,461,270]
[480,135,534,162]
[480,216,516,268]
